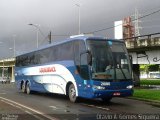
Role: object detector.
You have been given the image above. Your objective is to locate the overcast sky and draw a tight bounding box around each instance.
[0,0,160,59]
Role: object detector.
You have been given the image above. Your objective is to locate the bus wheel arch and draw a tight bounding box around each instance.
[66,82,72,96]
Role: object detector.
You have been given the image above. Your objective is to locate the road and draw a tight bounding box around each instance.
[0,83,160,120]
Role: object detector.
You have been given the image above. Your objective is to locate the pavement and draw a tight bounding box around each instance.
[0,82,160,120]
[0,83,54,120]
[0,97,39,120]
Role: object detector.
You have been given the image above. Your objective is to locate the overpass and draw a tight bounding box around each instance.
[0,58,15,82]
[125,33,160,86]
[126,33,160,64]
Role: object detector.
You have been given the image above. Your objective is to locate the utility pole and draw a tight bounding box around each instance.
[132,8,142,37]
[75,4,81,34]
[48,31,51,44]
[28,24,40,48]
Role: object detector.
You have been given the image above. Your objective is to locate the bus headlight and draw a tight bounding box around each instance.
[93,85,105,90]
[126,85,133,89]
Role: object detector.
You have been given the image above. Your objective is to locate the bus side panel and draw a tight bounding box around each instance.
[15,61,82,97]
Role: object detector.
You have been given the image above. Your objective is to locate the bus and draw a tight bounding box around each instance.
[15,36,133,102]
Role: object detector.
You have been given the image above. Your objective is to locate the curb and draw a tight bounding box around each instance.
[128,97,160,107]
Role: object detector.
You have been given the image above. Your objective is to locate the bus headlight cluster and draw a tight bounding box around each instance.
[126,85,133,89]
[93,85,105,90]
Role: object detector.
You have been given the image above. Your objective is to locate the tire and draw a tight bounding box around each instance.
[101,97,112,103]
[21,82,26,93]
[26,82,31,94]
[68,84,78,102]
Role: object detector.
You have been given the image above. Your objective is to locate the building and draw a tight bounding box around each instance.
[0,58,15,82]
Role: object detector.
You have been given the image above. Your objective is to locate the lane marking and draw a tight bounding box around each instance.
[25,110,45,120]
[2,99,45,120]
[81,103,110,111]
[1,100,22,109]
[0,97,58,120]
[49,106,57,109]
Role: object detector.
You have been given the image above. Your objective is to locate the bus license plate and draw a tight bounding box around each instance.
[113,92,121,96]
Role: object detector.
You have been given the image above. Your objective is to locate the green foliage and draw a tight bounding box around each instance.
[140,64,149,74]
[140,80,160,85]
[133,89,160,101]
[148,64,159,71]
[140,64,160,74]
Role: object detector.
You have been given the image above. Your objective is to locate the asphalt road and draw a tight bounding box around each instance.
[0,83,160,120]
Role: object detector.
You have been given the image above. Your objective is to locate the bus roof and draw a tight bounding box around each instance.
[16,35,124,57]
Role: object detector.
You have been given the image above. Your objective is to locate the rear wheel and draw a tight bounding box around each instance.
[26,82,31,94]
[21,82,26,93]
[68,84,78,102]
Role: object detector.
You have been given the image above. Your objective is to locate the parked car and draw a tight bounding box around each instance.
[0,77,10,84]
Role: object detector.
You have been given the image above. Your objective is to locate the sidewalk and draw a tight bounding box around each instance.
[129,97,160,108]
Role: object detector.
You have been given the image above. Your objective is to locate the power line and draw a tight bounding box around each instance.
[143,25,160,28]
[133,8,160,21]
[85,7,160,34]
[39,34,71,46]
[51,35,71,36]
[142,19,160,22]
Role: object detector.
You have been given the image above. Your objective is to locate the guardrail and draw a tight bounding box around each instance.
[122,32,160,49]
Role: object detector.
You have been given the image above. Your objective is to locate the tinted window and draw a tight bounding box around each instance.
[74,40,89,80]
[16,41,74,67]
[74,40,86,66]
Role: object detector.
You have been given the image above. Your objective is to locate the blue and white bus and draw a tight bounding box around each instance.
[15,36,133,102]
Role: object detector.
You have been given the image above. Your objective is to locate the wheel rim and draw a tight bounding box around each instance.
[21,82,25,92]
[70,88,76,98]
[69,84,76,102]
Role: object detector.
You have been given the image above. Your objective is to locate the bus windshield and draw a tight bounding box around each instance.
[87,40,132,81]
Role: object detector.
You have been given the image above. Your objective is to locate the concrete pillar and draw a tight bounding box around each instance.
[132,64,140,87]
[8,67,12,82]
[11,66,15,82]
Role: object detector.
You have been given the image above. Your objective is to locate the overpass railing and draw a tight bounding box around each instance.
[123,33,160,49]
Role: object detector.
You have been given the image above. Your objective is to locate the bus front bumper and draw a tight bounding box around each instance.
[91,89,134,99]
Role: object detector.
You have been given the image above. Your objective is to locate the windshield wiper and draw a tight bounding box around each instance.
[119,66,127,80]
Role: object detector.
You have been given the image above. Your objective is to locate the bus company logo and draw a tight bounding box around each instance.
[39,66,56,73]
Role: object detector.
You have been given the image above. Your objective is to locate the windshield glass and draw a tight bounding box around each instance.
[87,40,132,81]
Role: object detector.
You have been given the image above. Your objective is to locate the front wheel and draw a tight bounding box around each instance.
[101,97,112,103]
[68,84,78,102]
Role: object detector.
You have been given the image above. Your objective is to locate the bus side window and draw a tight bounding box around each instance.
[74,41,90,80]
[74,41,81,72]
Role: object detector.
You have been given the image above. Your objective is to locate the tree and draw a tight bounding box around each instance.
[140,64,160,78]
[148,64,159,71]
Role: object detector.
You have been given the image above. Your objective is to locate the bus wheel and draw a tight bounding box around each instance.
[68,84,77,102]
[101,97,112,103]
[21,82,26,93]
[26,82,31,94]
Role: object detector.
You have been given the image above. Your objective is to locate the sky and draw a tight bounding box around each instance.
[0,0,160,59]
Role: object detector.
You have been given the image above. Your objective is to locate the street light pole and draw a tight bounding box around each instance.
[28,23,40,48]
[13,35,16,57]
[9,35,16,57]
[75,4,81,34]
